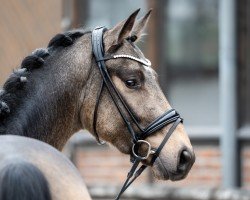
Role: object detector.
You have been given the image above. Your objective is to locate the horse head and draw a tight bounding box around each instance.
[81,9,195,181]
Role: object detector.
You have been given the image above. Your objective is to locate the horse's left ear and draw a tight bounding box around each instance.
[104,9,140,51]
[132,9,152,41]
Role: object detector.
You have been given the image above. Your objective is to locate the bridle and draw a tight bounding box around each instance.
[91,27,183,199]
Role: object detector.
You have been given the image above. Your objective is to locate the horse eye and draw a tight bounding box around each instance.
[125,79,138,88]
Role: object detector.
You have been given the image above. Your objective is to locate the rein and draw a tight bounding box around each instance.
[91,27,183,199]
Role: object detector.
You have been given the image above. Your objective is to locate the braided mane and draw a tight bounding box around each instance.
[0,29,87,133]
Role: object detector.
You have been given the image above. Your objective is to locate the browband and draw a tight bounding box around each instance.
[96,54,151,67]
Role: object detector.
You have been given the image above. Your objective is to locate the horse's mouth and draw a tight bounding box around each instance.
[152,157,189,181]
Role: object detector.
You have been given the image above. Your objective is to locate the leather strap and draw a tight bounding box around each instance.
[92,27,138,142]
[150,118,182,164]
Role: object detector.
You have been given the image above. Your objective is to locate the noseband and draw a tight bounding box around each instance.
[91,27,183,199]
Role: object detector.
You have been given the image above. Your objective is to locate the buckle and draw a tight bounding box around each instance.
[132,140,156,160]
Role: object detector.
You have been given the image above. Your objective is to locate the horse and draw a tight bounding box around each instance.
[0,9,195,199]
[0,135,91,200]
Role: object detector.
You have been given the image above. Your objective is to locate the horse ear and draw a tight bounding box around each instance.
[104,9,140,50]
[132,9,152,41]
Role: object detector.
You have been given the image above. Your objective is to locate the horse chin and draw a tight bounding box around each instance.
[151,157,170,180]
[151,157,187,181]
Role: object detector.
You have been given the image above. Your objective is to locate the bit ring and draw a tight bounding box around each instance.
[132,140,155,160]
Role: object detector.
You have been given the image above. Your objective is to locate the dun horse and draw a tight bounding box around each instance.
[0,9,195,200]
[0,136,92,200]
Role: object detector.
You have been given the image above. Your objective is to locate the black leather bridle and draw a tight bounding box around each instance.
[91,27,183,199]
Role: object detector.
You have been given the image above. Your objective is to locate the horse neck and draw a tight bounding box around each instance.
[4,35,93,150]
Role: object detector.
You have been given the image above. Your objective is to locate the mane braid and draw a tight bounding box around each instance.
[47,30,87,49]
[0,29,88,134]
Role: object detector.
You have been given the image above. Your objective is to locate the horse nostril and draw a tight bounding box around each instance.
[178,150,194,172]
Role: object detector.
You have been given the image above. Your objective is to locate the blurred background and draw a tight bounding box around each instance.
[0,0,249,199]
